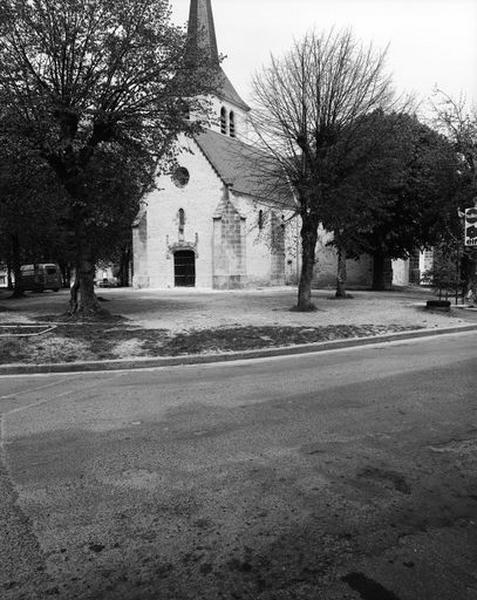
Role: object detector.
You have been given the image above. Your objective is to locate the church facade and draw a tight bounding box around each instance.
[132,0,373,290]
[132,129,296,289]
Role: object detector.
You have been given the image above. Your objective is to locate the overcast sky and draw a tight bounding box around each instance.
[172,0,477,112]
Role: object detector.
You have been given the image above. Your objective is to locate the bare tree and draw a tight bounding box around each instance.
[0,0,215,315]
[251,29,395,310]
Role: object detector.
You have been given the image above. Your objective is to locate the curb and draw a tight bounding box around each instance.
[1,324,477,376]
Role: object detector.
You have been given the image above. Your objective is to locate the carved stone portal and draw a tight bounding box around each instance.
[166,233,199,259]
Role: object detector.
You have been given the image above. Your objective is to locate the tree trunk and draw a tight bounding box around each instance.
[7,262,13,290]
[77,244,102,315]
[118,243,131,287]
[372,248,386,291]
[59,263,70,288]
[10,233,24,298]
[68,233,103,316]
[468,276,477,305]
[335,243,347,298]
[69,267,79,314]
[296,216,318,311]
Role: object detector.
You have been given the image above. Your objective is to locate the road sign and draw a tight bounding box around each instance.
[464,207,477,246]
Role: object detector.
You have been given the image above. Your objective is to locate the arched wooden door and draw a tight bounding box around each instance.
[174,250,196,287]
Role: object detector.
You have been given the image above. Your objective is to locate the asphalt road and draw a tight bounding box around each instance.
[1,332,476,600]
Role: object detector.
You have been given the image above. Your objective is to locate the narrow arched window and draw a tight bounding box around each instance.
[178,208,185,235]
[258,209,264,231]
[220,106,227,134]
[229,111,235,137]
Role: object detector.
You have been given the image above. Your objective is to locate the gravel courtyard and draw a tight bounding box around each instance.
[1,286,474,365]
[0,286,470,331]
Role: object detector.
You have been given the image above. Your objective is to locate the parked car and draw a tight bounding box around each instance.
[96,277,119,288]
[20,263,62,292]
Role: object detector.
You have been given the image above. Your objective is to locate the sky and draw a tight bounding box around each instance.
[171,0,477,113]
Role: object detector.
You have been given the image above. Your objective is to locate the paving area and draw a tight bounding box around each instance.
[1,333,476,600]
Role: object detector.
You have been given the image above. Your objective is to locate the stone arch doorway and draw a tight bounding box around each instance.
[174,250,196,287]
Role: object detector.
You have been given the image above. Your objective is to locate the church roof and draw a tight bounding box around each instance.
[187,0,250,112]
[215,69,251,112]
[194,129,291,204]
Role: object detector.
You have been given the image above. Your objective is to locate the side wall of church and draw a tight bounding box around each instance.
[312,227,373,288]
[231,194,297,287]
[392,258,410,286]
[132,211,149,287]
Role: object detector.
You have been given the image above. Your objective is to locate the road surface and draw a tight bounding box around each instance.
[1,332,476,599]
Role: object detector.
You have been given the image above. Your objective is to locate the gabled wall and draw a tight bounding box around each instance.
[133,135,225,288]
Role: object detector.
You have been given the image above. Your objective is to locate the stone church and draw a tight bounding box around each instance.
[132,0,374,290]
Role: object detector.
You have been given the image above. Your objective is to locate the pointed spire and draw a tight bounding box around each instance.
[186,0,250,113]
[187,0,220,65]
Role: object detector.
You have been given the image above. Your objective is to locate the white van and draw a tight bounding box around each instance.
[20,263,62,292]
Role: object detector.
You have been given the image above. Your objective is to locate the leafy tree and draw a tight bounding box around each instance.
[0,0,215,315]
[0,124,67,297]
[432,91,477,302]
[324,112,462,291]
[66,142,155,310]
[251,29,395,310]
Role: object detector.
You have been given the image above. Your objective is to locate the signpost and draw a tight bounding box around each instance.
[464,206,477,246]
[459,202,477,304]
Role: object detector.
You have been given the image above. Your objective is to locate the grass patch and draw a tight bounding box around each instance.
[157,324,421,356]
[0,322,423,365]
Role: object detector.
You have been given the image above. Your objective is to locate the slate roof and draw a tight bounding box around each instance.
[216,68,250,112]
[194,129,291,204]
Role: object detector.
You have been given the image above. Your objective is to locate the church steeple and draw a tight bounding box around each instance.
[186,0,250,113]
[187,0,220,66]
